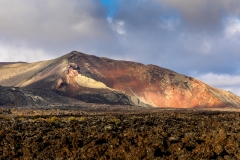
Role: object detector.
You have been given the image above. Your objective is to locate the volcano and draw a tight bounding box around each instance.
[1,51,240,108]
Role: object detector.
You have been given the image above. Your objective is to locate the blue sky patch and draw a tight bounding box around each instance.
[101,0,118,19]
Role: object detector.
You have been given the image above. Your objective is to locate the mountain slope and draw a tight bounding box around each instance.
[1,51,240,108]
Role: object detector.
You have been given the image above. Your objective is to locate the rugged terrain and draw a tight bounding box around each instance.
[0,85,145,108]
[0,108,240,159]
[1,51,240,159]
[1,51,240,108]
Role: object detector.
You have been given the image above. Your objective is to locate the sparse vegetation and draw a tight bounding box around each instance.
[45,116,60,123]
[0,110,240,159]
[64,116,86,122]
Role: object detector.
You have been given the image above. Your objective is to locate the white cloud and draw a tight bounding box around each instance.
[196,73,240,96]
[107,18,126,35]
[0,42,54,62]
[0,0,111,43]
[225,17,240,38]
[197,73,240,86]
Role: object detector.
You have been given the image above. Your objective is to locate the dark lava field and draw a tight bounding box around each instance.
[0,108,240,159]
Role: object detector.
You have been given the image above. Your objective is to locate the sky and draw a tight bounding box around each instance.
[0,0,240,95]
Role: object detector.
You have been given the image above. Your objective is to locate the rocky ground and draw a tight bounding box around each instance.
[2,52,240,159]
[0,108,240,159]
[0,86,148,108]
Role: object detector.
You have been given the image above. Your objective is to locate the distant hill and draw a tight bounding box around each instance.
[0,51,240,108]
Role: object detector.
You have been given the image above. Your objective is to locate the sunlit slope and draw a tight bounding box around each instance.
[1,51,240,108]
[61,51,240,108]
[0,58,68,88]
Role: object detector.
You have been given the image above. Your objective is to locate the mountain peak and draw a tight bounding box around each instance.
[1,51,240,108]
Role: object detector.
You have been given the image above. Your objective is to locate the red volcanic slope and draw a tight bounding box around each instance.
[58,51,240,108]
[1,51,240,108]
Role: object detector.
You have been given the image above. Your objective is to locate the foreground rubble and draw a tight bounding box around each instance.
[0,109,240,159]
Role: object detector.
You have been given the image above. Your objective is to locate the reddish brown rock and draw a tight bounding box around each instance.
[1,51,240,108]
[60,51,240,108]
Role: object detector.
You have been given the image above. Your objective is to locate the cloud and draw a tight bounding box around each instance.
[225,17,240,38]
[0,41,54,62]
[0,0,115,54]
[197,73,240,87]
[156,0,240,31]
[114,0,180,31]
[96,0,240,79]
[196,73,240,96]
[107,18,126,35]
[0,0,240,96]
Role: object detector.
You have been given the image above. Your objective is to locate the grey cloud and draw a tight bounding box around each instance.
[161,33,240,75]
[114,1,180,32]
[105,0,240,76]
[0,0,240,96]
[156,0,240,31]
[0,0,115,53]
